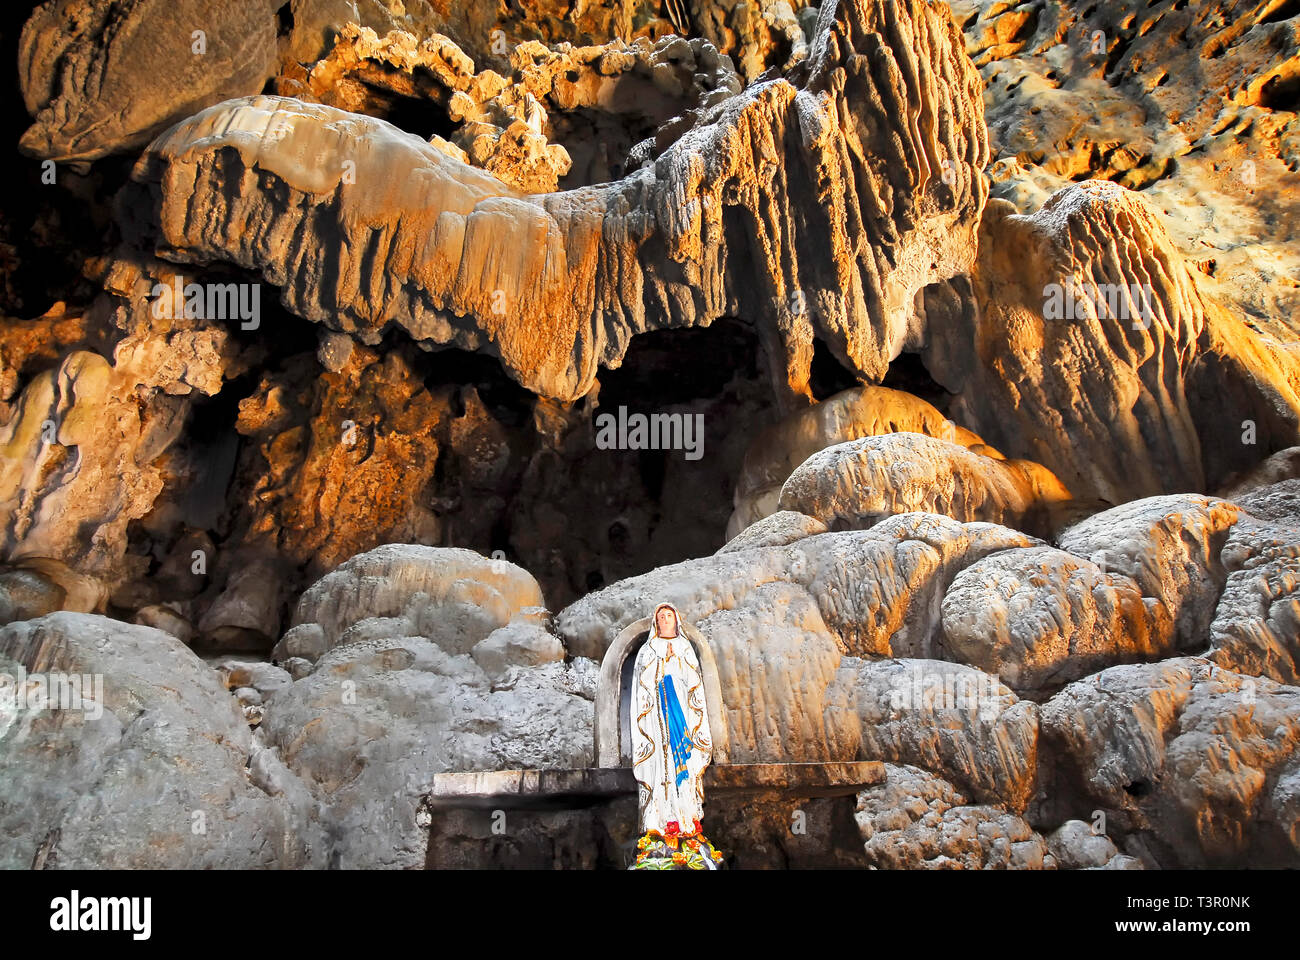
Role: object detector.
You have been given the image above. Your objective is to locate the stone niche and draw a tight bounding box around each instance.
[425,615,883,868]
[594,615,731,767]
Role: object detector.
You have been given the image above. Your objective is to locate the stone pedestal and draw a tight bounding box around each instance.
[424,761,885,868]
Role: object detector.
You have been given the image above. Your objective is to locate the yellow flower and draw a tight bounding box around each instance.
[711,849,723,861]
[672,852,687,864]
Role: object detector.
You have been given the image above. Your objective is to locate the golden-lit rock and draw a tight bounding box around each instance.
[778,432,1070,536]
[1041,657,1300,866]
[933,181,1300,504]
[728,385,996,538]
[959,0,1300,343]
[119,0,989,403]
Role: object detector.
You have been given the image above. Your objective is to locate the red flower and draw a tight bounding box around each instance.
[664,821,681,837]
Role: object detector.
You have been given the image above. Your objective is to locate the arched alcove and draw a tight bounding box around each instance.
[594,616,729,767]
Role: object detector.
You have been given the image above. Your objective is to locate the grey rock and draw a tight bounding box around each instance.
[317,330,355,373]
[282,656,315,680]
[285,544,545,661]
[717,510,827,553]
[942,545,1173,693]
[0,613,324,868]
[133,604,197,645]
[471,619,566,679]
[0,568,65,625]
[1040,657,1300,867]
[855,764,1051,869]
[1058,495,1243,649]
[260,635,596,869]
[830,657,1038,812]
[1046,819,1123,870]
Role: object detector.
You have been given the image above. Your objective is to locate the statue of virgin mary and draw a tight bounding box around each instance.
[629,602,724,869]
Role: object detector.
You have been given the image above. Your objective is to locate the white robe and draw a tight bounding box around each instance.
[631,631,712,834]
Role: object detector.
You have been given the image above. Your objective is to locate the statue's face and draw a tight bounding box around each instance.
[655,607,677,638]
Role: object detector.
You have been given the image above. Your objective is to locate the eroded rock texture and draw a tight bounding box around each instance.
[116,0,989,403]
[941,545,1173,695]
[284,23,746,192]
[778,431,1070,537]
[727,384,996,536]
[3,0,1300,872]
[932,181,1300,506]
[18,0,451,163]
[0,613,324,868]
[957,0,1300,344]
[856,763,1052,869]
[251,545,593,869]
[1041,658,1300,867]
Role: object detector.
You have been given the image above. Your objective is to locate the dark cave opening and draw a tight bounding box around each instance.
[416,344,537,427]
[186,373,254,448]
[808,337,861,401]
[0,5,138,317]
[1258,71,1300,112]
[554,107,663,189]
[171,388,244,536]
[275,2,294,38]
[596,319,760,407]
[380,94,461,142]
[119,305,780,624]
[1124,778,1154,798]
[129,283,324,556]
[535,318,770,603]
[1261,0,1300,24]
[638,447,669,501]
[881,351,954,413]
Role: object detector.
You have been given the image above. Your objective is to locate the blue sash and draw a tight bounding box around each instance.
[658,675,694,787]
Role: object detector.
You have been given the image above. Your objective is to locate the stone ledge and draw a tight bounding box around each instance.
[426,761,886,810]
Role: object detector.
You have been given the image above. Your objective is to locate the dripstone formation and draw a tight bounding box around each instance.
[2,0,1299,869]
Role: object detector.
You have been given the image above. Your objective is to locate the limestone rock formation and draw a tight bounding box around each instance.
[941,545,1173,695]
[833,657,1038,811]
[4,0,1300,873]
[116,0,989,403]
[0,351,186,581]
[558,514,1039,786]
[1220,448,1300,500]
[0,613,324,868]
[778,432,1070,537]
[855,763,1051,869]
[557,512,1036,664]
[276,544,546,662]
[1040,657,1300,866]
[290,24,745,192]
[1045,819,1140,871]
[17,0,450,163]
[957,0,1300,344]
[1206,505,1300,684]
[727,385,994,537]
[1057,494,1243,648]
[717,509,827,553]
[258,549,594,869]
[0,558,105,626]
[931,182,1300,507]
[259,635,596,868]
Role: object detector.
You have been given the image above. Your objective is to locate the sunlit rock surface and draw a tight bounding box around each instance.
[3,0,1300,870]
